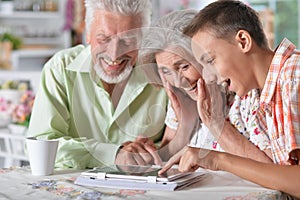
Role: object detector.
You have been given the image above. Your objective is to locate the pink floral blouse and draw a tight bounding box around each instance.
[165,89,270,151]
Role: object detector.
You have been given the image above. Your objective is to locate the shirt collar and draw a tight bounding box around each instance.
[66,45,92,73]
[260,38,296,111]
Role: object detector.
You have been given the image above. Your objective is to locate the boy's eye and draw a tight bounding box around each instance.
[207,58,215,64]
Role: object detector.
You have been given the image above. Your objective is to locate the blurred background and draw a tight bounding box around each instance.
[0,0,298,71]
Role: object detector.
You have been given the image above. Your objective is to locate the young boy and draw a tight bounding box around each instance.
[160,0,300,198]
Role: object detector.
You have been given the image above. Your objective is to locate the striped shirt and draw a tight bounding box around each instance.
[260,38,300,164]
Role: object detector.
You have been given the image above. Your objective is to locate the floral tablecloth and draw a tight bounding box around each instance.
[0,166,289,200]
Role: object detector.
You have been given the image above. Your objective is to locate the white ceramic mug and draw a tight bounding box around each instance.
[26,137,59,176]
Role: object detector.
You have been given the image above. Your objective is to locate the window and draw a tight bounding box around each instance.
[248,0,299,48]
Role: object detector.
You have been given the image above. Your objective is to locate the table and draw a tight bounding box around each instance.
[0,166,289,200]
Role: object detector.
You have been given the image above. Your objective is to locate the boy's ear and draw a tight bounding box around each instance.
[235,30,252,53]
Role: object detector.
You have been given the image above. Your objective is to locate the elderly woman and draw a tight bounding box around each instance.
[140,9,272,163]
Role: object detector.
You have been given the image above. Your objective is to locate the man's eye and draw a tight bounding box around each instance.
[159,67,172,75]
[162,69,171,74]
[121,38,136,46]
[98,37,110,44]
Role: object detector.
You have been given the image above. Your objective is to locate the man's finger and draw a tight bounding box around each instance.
[135,137,156,148]
[134,143,155,164]
[144,144,163,166]
[132,154,147,165]
[120,143,149,165]
[127,145,149,165]
[115,151,138,166]
[121,141,132,147]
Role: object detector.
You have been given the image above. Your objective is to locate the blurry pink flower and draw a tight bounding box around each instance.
[11,90,35,127]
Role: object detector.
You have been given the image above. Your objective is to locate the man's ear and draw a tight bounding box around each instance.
[235,30,252,53]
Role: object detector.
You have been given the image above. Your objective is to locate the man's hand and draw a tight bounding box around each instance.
[115,137,162,166]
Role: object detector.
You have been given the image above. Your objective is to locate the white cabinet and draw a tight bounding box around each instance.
[0,128,28,168]
[0,0,71,70]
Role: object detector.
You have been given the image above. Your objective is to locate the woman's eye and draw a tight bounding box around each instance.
[179,64,190,71]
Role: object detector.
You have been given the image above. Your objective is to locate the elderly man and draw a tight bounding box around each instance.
[27,0,167,169]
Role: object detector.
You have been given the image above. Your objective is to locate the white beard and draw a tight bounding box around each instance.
[94,58,133,84]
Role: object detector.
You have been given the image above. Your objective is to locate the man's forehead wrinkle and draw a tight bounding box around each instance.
[95,29,140,36]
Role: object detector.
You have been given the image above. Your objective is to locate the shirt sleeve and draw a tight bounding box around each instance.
[164,101,178,130]
[26,52,120,169]
[282,78,300,155]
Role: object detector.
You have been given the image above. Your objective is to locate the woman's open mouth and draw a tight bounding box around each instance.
[184,83,197,92]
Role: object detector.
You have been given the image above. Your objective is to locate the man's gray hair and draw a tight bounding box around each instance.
[85,0,152,34]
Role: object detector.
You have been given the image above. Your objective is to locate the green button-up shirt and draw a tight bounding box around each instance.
[27,45,168,169]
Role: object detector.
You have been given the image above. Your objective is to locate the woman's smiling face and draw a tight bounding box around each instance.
[155,49,202,101]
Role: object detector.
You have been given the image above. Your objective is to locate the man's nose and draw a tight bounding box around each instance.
[107,37,121,61]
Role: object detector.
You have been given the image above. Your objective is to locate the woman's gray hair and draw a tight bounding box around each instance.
[140,9,198,85]
[84,0,152,34]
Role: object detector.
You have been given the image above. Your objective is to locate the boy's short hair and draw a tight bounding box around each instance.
[183,0,269,49]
